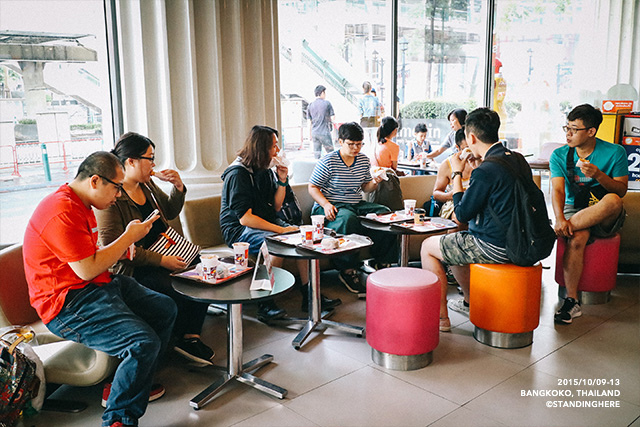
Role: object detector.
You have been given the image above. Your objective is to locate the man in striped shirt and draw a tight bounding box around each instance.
[421,108,533,332]
[308,122,396,294]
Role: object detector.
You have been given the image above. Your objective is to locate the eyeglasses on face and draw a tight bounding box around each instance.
[98,175,124,192]
[562,125,589,135]
[344,142,364,148]
[138,155,155,162]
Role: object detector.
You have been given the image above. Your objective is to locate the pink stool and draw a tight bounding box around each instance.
[366,267,440,370]
[555,234,620,305]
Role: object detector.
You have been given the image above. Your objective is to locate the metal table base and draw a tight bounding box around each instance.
[190,303,287,409]
[268,259,365,350]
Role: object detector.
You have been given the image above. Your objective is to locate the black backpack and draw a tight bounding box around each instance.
[484,155,556,266]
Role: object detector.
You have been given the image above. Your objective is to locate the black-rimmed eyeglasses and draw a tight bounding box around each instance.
[98,175,124,192]
[138,155,155,162]
[562,126,589,135]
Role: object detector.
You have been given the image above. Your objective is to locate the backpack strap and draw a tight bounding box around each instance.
[565,146,584,195]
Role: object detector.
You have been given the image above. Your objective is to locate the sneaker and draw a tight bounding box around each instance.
[447,298,469,316]
[439,317,451,332]
[102,382,165,408]
[554,297,582,324]
[361,259,391,273]
[174,337,215,365]
[338,269,366,294]
[257,301,287,323]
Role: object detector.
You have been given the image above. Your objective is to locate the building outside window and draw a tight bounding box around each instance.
[0,0,113,245]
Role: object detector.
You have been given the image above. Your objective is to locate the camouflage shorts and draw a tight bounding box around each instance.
[439,231,500,266]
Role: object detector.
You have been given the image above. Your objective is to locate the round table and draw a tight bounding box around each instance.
[360,217,457,266]
[172,265,295,409]
[265,237,370,350]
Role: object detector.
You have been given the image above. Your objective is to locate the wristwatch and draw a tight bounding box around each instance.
[451,171,463,179]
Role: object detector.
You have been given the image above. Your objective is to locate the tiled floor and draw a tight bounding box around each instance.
[20,261,640,427]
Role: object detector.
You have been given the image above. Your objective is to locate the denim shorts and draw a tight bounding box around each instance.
[439,231,500,266]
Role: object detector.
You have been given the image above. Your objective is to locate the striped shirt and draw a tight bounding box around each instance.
[309,151,372,205]
[473,236,510,263]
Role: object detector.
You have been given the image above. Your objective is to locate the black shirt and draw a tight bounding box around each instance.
[219,162,278,246]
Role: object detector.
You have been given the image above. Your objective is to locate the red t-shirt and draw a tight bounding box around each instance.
[23,184,112,324]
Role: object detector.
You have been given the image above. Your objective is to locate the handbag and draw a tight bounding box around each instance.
[368,145,404,210]
[367,169,404,211]
[566,147,609,209]
[145,189,201,267]
[424,196,441,217]
[0,327,41,425]
[276,184,303,226]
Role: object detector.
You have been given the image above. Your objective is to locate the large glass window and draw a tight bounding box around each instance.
[492,0,633,156]
[278,0,393,163]
[397,0,487,158]
[0,0,113,244]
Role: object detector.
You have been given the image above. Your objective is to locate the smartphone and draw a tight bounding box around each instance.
[144,209,159,222]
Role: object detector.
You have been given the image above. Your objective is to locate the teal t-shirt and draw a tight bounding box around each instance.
[549,138,628,205]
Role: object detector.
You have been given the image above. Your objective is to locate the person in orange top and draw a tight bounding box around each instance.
[23,151,177,427]
[371,116,405,176]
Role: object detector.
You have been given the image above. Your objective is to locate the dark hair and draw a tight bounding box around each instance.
[362,81,372,93]
[338,122,364,142]
[447,108,467,125]
[75,151,122,180]
[454,127,466,147]
[465,108,500,144]
[377,116,399,143]
[567,104,603,131]
[371,88,376,94]
[238,125,279,170]
[314,85,326,97]
[414,123,428,133]
[111,132,155,165]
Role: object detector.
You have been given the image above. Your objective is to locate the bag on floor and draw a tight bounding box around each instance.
[0,327,41,425]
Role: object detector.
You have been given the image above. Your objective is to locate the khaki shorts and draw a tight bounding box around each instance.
[439,231,500,266]
[564,205,626,238]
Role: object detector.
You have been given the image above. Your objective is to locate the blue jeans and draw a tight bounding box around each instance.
[312,134,334,159]
[46,275,177,426]
[235,218,290,254]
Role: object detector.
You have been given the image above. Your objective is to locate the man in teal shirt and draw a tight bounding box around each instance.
[550,104,628,324]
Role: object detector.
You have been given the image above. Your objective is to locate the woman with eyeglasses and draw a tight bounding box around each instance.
[95,132,215,366]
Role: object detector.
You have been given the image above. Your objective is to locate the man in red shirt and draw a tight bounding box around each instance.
[23,151,177,427]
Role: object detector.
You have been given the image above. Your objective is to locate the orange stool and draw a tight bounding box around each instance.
[555,234,620,305]
[469,264,542,349]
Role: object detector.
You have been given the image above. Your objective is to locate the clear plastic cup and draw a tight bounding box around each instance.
[232,242,250,268]
[310,215,325,240]
[404,199,416,216]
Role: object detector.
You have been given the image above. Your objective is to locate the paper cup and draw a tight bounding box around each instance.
[232,242,250,268]
[404,199,416,216]
[310,215,325,240]
[300,225,315,245]
[200,254,219,280]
